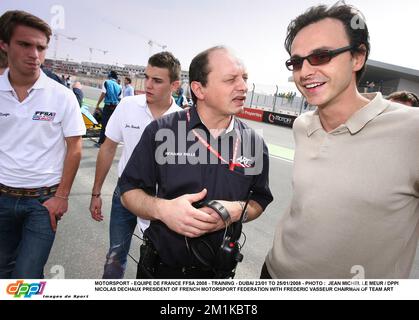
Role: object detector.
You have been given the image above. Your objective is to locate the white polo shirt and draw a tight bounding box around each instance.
[0,70,86,188]
[105,94,181,230]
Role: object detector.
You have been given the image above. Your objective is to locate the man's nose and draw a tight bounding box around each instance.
[27,45,40,59]
[237,77,248,92]
[299,58,315,78]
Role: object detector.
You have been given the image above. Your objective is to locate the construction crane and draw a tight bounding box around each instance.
[147,40,167,56]
[53,32,77,59]
[102,18,167,57]
[88,47,108,62]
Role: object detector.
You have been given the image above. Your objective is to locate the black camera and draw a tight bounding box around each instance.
[188,194,251,278]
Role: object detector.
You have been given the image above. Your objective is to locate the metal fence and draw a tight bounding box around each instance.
[72,75,395,117]
[245,83,308,116]
[244,83,396,116]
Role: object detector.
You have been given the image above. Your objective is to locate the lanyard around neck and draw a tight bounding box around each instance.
[186,109,245,171]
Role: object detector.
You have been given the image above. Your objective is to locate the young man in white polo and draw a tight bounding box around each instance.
[0,11,85,279]
[89,51,182,278]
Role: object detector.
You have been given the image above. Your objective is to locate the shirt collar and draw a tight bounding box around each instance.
[145,96,179,119]
[187,105,202,129]
[345,93,389,134]
[163,97,181,116]
[307,92,389,136]
[306,110,323,136]
[0,69,48,92]
[187,106,236,134]
[0,69,13,91]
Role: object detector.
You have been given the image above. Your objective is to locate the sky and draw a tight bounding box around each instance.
[1,0,418,91]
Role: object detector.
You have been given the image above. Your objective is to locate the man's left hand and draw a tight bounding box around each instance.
[199,200,241,233]
[43,197,69,232]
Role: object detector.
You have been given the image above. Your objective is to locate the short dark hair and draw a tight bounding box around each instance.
[387,91,419,107]
[125,77,132,84]
[108,70,118,79]
[0,10,52,44]
[148,51,181,83]
[285,2,370,84]
[188,46,226,104]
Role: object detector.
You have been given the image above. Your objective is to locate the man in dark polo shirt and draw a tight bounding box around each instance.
[119,46,273,278]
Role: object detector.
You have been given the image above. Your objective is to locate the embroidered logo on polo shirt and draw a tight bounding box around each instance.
[32,111,56,121]
[125,124,140,130]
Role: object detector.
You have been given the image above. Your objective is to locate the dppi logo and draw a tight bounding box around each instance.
[6,280,46,298]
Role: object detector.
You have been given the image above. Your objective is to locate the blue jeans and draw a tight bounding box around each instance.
[103,187,137,279]
[0,194,55,279]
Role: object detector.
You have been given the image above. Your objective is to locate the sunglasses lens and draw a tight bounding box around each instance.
[286,58,302,71]
[308,52,332,65]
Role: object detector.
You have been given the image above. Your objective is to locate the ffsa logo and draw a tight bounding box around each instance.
[6,280,46,298]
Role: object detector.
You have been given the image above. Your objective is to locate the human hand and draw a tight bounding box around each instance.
[43,196,69,232]
[89,195,103,222]
[199,200,241,233]
[159,189,219,238]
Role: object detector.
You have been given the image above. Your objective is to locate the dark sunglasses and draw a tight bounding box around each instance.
[285,45,354,71]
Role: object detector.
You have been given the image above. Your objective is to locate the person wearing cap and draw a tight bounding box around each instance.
[0,11,85,279]
[95,70,122,146]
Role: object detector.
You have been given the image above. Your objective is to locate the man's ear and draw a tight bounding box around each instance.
[0,40,8,53]
[170,80,180,93]
[190,81,204,101]
[352,44,367,73]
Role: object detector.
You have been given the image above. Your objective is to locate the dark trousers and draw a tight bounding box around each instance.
[98,104,117,144]
[260,262,273,279]
[136,240,215,279]
[137,262,216,279]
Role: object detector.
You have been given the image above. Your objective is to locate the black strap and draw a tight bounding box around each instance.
[205,200,231,226]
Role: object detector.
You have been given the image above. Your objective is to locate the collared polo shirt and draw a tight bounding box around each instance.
[266,93,419,278]
[106,94,182,177]
[106,94,182,231]
[0,70,86,188]
[119,106,273,267]
[123,85,134,97]
[102,78,121,105]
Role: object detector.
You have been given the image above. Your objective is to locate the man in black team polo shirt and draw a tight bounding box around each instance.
[119,46,273,279]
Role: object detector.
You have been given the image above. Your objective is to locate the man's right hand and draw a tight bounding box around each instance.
[90,195,104,221]
[158,189,219,238]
